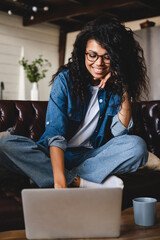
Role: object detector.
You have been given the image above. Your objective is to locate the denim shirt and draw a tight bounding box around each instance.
[37,70,133,151]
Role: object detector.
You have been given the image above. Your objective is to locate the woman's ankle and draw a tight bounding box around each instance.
[69,176,80,187]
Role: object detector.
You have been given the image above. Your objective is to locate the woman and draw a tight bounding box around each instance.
[0,17,149,189]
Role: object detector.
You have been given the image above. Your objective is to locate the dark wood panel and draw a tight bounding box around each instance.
[0,0,160,32]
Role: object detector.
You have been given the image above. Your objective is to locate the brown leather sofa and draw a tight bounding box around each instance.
[0,100,160,232]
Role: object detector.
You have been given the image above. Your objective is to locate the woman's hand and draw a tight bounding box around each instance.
[96,72,111,88]
[97,71,118,88]
[54,181,67,189]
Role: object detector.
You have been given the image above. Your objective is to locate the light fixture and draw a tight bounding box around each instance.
[43,6,49,11]
[8,10,12,15]
[32,6,37,12]
[30,16,34,20]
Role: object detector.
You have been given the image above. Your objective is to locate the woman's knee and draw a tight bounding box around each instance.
[0,135,10,150]
[127,135,148,165]
[129,135,147,151]
[0,135,17,152]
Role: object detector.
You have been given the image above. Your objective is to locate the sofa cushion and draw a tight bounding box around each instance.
[140,152,160,170]
[0,131,10,139]
[0,166,30,200]
[0,197,25,231]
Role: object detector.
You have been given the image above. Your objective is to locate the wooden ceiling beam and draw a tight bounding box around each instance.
[0,0,47,16]
[0,0,26,12]
[119,9,160,22]
[138,0,160,10]
[65,17,84,25]
[68,0,81,4]
[23,0,138,26]
[0,2,28,16]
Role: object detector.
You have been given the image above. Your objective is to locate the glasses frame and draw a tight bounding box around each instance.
[85,52,110,64]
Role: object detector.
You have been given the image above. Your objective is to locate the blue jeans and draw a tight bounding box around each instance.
[0,135,148,187]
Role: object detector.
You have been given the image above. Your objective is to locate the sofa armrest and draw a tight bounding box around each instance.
[132,101,160,158]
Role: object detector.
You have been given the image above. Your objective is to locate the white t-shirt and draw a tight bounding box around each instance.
[67,86,99,148]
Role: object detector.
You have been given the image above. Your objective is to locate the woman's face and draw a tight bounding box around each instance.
[85,39,111,85]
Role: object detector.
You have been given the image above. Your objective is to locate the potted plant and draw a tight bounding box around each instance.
[19,55,51,100]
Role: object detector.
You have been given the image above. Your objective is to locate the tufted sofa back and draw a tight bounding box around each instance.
[0,100,159,157]
[132,101,160,158]
[0,100,48,141]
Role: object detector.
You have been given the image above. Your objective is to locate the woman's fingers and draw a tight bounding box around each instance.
[98,72,111,88]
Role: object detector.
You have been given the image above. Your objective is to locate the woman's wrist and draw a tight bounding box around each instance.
[54,177,67,188]
[54,171,67,188]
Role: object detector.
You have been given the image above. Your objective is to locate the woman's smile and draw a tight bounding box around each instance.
[92,67,107,74]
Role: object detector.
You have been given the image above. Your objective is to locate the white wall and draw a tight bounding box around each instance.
[0,11,60,100]
[134,26,160,100]
[65,31,79,64]
[125,16,160,31]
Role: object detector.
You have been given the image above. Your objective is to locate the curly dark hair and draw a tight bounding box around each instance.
[50,16,149,104]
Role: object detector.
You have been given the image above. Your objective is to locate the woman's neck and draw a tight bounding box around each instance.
[90,77,100,86]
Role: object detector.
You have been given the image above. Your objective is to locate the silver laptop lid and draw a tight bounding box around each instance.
[22,188,122,239]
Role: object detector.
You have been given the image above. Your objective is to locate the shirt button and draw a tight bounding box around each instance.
[46,121,50,125]
[99,99,103,103]
[68,113,72,117]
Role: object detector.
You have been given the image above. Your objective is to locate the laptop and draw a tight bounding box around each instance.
[22,188,122,239]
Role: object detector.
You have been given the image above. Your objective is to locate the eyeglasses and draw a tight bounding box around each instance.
[85,52,110,64]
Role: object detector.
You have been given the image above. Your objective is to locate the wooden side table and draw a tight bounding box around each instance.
[120,201,160,239]
[0,202,160,240]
